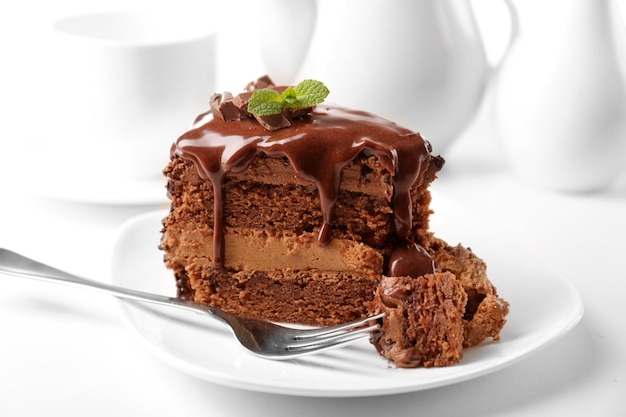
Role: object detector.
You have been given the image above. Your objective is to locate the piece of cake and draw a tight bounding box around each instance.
[369,273,467,368]
[160,76,508,367]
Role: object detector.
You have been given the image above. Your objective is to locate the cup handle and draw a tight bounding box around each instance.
[490,0,520,73]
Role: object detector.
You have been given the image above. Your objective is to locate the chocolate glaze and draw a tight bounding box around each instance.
[173,101,436,271]
[389,242,436,278]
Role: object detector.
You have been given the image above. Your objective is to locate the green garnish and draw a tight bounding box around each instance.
[248,79,330,116]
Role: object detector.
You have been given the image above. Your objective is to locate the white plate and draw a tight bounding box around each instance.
[110,197,584,397]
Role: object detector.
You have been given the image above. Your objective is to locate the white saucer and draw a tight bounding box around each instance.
[110,199,583,397]
[34,176,168,205]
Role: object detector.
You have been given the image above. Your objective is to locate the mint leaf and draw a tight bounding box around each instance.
[281,86,301,109]
[292,79,329,108]
[248,88,284,116]
[247,79,330,116]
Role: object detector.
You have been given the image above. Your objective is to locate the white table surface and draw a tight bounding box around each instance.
[1,1,626,416]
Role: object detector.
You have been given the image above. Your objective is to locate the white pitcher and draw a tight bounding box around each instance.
[258,0,516,151]
[493,0,626,192]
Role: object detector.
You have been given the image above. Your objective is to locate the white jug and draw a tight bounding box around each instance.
[493,0,626,192]
[258,0,516,151]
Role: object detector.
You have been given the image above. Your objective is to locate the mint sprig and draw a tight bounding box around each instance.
[247,88,284,116]
[248,79,329,116]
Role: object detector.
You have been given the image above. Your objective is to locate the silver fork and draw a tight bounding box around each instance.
[0,248,385,359]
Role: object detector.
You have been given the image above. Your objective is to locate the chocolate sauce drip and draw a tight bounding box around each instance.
[173,104,432,269]
[388,242,436,278]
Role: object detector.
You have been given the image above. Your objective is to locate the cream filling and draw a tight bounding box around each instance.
[166,224,383,274]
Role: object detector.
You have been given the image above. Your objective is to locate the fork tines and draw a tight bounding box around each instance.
[286,312,386,352]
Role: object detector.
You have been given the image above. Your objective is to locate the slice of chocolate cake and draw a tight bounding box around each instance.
[161,76,508,366]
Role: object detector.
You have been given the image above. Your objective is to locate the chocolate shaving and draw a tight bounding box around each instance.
[212,75,317,131]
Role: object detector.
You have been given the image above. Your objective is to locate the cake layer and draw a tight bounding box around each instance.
[169,260,379,325]
[228,154,395,197]
[162,221,384,274]
[166,150,396,199]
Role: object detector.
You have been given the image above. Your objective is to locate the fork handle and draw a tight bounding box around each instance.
[0,248,228,323]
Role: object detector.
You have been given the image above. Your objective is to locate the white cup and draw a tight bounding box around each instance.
[36,11,216,199]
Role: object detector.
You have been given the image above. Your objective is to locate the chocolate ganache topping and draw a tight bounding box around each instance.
[172,77,440,277]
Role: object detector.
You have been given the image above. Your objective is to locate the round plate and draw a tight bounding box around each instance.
[110,202,583,397]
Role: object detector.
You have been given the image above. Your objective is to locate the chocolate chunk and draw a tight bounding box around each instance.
[209,93,222,118]
[233,91,253,117]
[210,92,241,121]
[285,107,313,120]
[254,113,291,131]
[245,74,275,91]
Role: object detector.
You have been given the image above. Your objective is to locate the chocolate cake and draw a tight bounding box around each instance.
[161,76,509,367]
